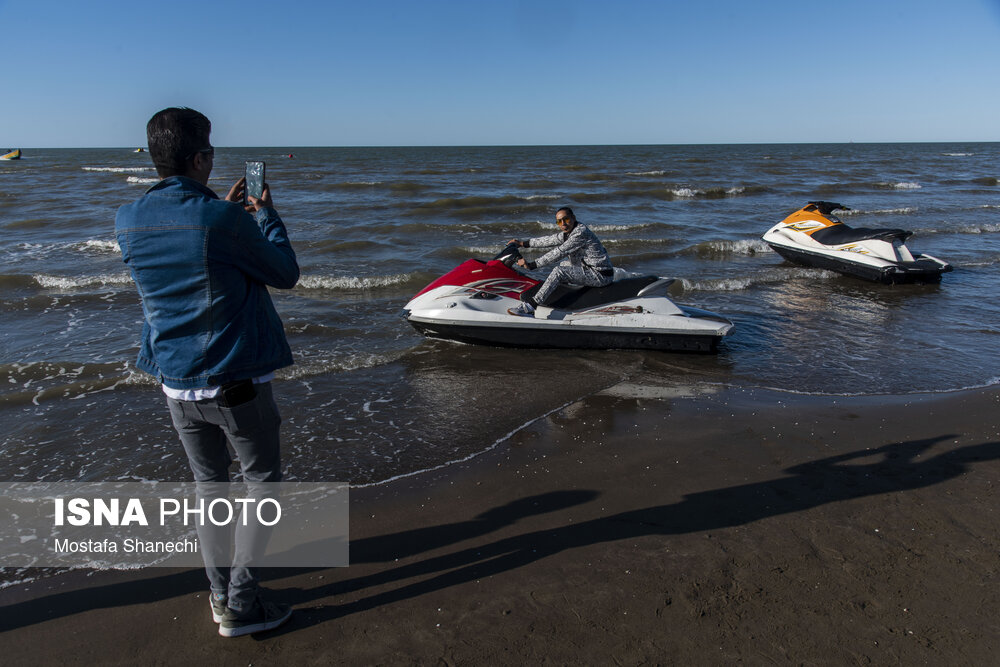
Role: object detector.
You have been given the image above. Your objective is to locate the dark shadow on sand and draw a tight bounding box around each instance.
[2,436,997,636]
[282,435,998,631]
[0,490,596,633]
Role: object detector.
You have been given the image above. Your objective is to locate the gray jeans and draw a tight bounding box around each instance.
[166,381,282,612]
[533,265,613,306]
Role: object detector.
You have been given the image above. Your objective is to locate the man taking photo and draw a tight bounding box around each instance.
[115,107,298,637]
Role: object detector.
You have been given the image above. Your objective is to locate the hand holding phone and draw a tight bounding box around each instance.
[244,160,266,206]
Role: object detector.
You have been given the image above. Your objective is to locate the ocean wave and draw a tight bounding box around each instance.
[972,177,998,186]
[307,239,383,254]
[7,218,51,230]
[33,272,133,289]
[840,207,918,217]
[280,350,405,379]
[610,184,770,202]
[315,180,384,192]
[0,273,39,289]
[625,170,666,176]
[942,152,973,157]
[514,179,560,190]
[590,224,637,232]
[22,239,119,254]
[388,181,430,194]
[127,176,159,185]
[82,167,153,173]
[0,360,134,406]
[603,238,679,254]
[457,245,510,257]
[950,222,1000,234]
[78,239,120,253]
[389,220,550,236]
[296,273,418,291]
[410,194,551,212]
[680,239,774,258]
[678,267,837,292]
[876,181,922,190]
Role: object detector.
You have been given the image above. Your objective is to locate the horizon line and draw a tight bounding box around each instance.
[11,139,1000,150]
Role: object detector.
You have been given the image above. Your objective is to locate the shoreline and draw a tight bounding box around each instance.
[1,383,998,663]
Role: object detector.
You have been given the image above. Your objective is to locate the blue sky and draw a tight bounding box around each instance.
[4,0,1000,147]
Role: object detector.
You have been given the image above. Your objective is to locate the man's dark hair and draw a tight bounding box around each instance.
[146,107,211,178]
[557,206,576,221]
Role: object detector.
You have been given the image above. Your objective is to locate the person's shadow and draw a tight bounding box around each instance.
[277,434,998,629]
[1,435,997,636]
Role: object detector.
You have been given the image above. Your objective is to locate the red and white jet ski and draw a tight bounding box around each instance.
[402,244,734,352]
[762,201,952,284]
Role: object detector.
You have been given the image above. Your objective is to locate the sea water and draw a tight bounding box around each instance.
[1,143,999,493]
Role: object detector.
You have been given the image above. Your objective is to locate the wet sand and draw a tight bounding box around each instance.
[1,384,999,664]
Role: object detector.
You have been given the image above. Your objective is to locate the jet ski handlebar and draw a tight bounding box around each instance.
[808,201,851,215]
[492,242,524,268]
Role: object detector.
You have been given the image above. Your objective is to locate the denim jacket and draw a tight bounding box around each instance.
[115,176,299,389]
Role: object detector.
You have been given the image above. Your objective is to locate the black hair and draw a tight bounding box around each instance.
[146,107,211,178]
[556,206,576,221]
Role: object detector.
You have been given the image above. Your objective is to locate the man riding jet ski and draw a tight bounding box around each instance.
[402,238,734,352]
[762,201,952,284]
[506,207,614,318]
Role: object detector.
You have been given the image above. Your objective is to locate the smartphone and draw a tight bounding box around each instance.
[244,160,265,205]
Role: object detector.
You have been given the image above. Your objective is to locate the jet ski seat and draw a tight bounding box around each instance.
[810,224,912,247]
[544,275,661,311]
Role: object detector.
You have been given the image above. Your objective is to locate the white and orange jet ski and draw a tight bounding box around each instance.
[762,201,952,284]
[402,244,734,352]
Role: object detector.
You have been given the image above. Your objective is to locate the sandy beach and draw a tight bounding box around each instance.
[1,383,998,665]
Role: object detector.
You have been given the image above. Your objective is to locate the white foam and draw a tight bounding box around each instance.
[78,239,120,253]
[841,207,917,217]
[626,170,665,176]
[462,245,505,256]
[296,273,413,290]
[703,239,773,255]
[127,176,159,185]
[83,167,153,173]
[33,272,133,289]
[953,222,1000,234]
[679,267,836,292]
[282,351,401,378]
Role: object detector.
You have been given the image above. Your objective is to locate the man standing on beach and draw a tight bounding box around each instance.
[115,107,298,637]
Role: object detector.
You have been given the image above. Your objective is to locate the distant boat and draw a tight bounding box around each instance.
[1,148,21,160]
[133,148,145,153]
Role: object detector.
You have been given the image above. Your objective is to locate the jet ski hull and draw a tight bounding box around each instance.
[406,311,727,352]
[766,240,951,284]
